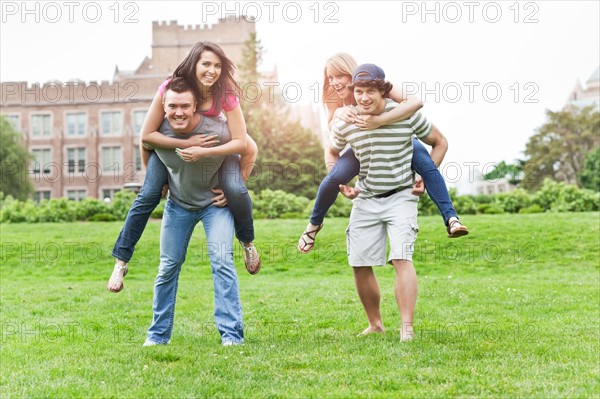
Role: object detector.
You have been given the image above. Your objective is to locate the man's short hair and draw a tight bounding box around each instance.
[348,63,393,96]
[164,77,196,101]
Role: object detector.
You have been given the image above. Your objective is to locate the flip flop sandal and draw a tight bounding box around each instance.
[108,263,129,292]
[298,224,323,254]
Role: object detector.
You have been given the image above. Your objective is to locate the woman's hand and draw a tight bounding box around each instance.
[334,106,358,124]
[355,114,384,130]
[176,146,209,162]
[185,133,220,148]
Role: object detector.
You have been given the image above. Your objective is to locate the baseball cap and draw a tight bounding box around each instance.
[352,63,385,83]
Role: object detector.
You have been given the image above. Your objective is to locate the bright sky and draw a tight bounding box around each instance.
[1,0,599,192]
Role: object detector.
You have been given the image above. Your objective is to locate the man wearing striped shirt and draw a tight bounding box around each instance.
[329,64,450,342]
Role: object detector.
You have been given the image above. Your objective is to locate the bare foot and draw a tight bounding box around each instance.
[356,326,385,336]
[107,263,128,293]
[400,323,415,342]
[400,332,415,342]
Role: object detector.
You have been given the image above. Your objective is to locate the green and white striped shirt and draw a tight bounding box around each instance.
[330,99,432,198]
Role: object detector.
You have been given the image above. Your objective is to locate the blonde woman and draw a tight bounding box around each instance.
[298,53,468,253]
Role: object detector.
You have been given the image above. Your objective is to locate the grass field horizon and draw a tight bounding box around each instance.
[1,213,599,398]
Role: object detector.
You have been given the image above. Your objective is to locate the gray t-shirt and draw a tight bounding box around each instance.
[154,114,232,210]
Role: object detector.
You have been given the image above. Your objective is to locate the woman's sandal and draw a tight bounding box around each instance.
[107,263,129,293]
[447,219,469,238]
[241,242,261,275]
[297,224,324,254]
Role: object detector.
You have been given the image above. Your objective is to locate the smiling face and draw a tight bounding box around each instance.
[326,65,352,102]
[195,50,222,88]
[353,85,386,115]
[163,89,197,133]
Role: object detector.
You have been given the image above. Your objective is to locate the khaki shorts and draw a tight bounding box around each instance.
[346,188,419,266]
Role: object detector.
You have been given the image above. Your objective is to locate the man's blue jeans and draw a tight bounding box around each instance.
[111,152,167,263]
[146,199,244,345]
[112,152,254,263]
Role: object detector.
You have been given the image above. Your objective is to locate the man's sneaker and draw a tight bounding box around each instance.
[222,340,243,347]
[143,339,168,347]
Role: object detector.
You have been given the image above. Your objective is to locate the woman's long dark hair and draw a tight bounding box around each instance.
[172,41,240,114]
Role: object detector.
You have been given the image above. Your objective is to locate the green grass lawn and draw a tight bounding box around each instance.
[1,213,599,398]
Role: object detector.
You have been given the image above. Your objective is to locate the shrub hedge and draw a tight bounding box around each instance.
[1,179,598,223]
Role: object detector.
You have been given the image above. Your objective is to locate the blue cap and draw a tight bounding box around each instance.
[352,63,385,83]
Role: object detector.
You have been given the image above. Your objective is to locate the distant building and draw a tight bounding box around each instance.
[471,66,600,195]
[1,17,320,201]
[473,171,519,196]
[565,66,600,111]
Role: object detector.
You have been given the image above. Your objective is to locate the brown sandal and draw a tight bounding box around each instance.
[298,224,323,254]
[241,242,261,275]
[447,219,469,238]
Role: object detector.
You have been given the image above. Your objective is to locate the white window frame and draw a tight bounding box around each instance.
[30,147,53,174]
[101,187,121,201]
[66,189,87,201]
[101,146,123,174]
[2,113,21,132]
[30,113,53,138]
[65,112,87,137]
[100,110,123,136]
[33,190,52,202]
[132,109,147,137]
[66,147,86,174]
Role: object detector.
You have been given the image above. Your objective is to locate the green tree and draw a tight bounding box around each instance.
[238,32,262,84]
[522,106,599,190]
[483,160,525,185]
[237,33,325,198]
[0,117,33,200]
[579,147,600,191]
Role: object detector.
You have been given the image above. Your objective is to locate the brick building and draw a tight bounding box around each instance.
[1,17,256,201]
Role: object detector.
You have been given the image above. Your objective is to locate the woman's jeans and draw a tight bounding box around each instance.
[146,199,244,344]
[112,152,255,263]
[309,138,458,226]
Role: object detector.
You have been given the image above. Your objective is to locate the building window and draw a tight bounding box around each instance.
[133,110,146,136]
[102,188,121,201]
[66,112,86,136]
[31,114,52,137]
[67,190,87,201]
[3,114,21,131]
[67,148,86,173]
[101,111,122,135]
[31,148,52,174]
[33,191,51,202]
[101,146,122,173]
[134,147,142,172]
